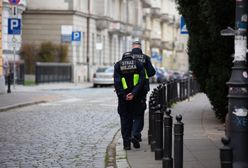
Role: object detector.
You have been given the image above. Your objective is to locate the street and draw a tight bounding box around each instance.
[0,87,120,168]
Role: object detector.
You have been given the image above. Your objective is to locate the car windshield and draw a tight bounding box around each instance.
[96,67,108,72]
[105,67,114,73]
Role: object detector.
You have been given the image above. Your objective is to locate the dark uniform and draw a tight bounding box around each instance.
[129,48,156,142]
[114,52,145,150]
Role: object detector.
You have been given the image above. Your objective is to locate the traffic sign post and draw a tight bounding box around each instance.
[8,0,21,89]
[8,18,21,89]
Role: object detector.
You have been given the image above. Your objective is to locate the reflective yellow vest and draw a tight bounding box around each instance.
[121,74,139,90]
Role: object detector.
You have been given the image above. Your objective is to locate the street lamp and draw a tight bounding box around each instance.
[222,0,248,167]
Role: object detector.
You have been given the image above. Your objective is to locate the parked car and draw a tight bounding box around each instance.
[93,66,114,87]
[150,67,170,83]
[171,71,182,81]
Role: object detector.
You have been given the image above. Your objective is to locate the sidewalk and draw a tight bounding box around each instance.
[115,93,225,168]
[0,82,92,111]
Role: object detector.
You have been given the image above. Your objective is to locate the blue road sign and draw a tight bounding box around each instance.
[180,17,188,35]
[8,0,20,5]
[72,31,81,41]
[8,18,21,35]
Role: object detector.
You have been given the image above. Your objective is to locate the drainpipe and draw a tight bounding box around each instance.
[86,0,90,82]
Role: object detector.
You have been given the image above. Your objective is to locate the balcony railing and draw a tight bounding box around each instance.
[150,38,161,48]
[161,13,169,23]
[161,41,174,50]
[96,17,109,31]
[150,7,161,18]
[143,29,151,40]
[141,0,151,8]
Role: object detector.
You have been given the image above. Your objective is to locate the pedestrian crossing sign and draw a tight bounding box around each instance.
[180,17,188,35]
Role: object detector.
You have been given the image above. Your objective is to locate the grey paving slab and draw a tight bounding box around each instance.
[121,93,224,168]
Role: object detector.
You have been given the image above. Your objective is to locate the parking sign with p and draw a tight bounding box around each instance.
[72,31,81,41]
[8,18,21,35]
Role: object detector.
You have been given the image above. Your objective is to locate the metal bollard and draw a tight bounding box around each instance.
[148,99,156,145]
[174,115,184,168]
[162,109,173,168]
[151,104,160,152]
[154,105,164,160]
[7,74,11,93]
[220,137,233,168]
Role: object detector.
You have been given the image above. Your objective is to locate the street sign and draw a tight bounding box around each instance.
[8,18,21,35]
[72,31,81,41]
[8,0,20,5]
[180,17,188,35]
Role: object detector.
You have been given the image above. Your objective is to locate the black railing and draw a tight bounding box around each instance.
[35,62,72,84]
[148,77,200,168]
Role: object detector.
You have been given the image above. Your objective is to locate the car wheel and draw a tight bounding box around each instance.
[93,84,97,88]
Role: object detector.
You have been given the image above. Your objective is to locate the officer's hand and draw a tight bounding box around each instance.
[126,93,134,101]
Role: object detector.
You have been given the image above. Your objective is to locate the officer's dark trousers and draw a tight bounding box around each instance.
[118,98,136,146]
[132,96,146,140]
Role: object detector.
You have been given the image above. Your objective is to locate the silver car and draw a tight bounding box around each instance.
[93,67,114,87]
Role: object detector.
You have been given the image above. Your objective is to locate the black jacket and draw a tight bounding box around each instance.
[114,53,145,100]
[129,48,156,93]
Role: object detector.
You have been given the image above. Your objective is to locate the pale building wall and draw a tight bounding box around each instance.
[23,0,152,83]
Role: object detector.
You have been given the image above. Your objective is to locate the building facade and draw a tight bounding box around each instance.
[21,0,188,83]
[0,0,3,93]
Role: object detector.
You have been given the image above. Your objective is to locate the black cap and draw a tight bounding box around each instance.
[132,41,141,45]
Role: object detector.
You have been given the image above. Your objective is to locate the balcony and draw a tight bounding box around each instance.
[150,7,161,18]
[160,13,169,23]
[141,0,151,8]
[150,38,161,48]
[143,29,151,40]
[126,25,133,35]
[96,17,109,31]
[108,21,132,35]
[108,21,121,34]
[132,26,143,38]
[161,41,174,50]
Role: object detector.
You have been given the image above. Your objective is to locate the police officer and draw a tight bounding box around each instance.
[114,52,145,150]
[129,41,156,143]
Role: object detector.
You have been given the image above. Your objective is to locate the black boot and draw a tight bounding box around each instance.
[131,137,140,148]
[123,141,131,150]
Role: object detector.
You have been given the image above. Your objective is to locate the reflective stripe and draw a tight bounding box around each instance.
[133,74,139,86]
[145,69,149,79]
[121,77,128,90]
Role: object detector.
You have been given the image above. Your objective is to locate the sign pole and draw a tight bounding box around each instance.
[13,40,16,89]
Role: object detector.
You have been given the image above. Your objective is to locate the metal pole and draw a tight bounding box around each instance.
[187,75,190,101]
[154,106,163,160]
[162,109,173,168]
[86,0,90,82]
[225,0,248,167]
[13,45,16,89]
[174,115,184,168]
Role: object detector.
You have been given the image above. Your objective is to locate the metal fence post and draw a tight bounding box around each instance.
[174,115,184,168]
[155,105,164,160]
[162,109,173,168]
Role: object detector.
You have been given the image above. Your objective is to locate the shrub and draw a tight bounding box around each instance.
[176,0,235,121]
[20,42,69,74]
[19,43,37,74]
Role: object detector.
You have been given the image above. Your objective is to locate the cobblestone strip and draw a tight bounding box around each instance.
[115,131,130,168]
